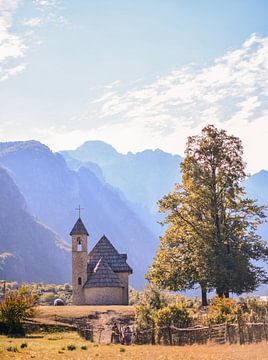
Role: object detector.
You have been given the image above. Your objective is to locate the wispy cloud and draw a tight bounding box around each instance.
[89,33,268,130]
[0,0,67,81]
[0,1,27,64]
[62,33,268,172]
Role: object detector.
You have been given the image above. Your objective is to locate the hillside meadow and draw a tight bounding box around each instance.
[0,332,268,360]
[36,305,135,320]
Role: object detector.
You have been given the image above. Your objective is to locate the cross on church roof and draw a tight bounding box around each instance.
[76,205,84,218]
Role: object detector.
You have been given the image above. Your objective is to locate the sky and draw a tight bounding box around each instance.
[0,0,268,173]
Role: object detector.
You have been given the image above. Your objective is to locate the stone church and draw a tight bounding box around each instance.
[70,217,132,305]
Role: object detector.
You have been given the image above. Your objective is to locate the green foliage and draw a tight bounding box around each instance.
[0,280,73,305]
[129,287,140,305]
[135,305,155,331]
[148,125,268,301]
[0,285,38,335]
[155,303,193,329]
[208,297,242,324]
[239,297,268,322]
[135,284,169,310]
[41,292,58,305]
[67,344,76,351]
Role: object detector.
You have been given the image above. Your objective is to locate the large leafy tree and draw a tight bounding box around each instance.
[148,125,268,305]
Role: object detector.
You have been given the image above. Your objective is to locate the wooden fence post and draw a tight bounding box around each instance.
[208,324,211,342]
[263,321,268,342]
[225,323,228,344]
[238,321,244,345]
[151,326,155,345]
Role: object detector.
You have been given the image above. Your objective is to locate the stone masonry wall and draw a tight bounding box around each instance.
[84,287,124,305]
[117,272,129,305]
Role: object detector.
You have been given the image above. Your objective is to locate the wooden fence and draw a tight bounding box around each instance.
[133,322,268,345]
[55,313,268,346]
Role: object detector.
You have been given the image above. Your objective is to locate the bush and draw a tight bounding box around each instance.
[41,292,57,305]
[208,297,242,324]
[119,347,126,352]
[20,342,28,348]
[0,285,37,336]
[7,346,18,352]
[81,345,87,350]
[155,303,193,329]
[135,305,155,331]
[67,344,76,351]
[240,297,268,322]
[135,285,169,310]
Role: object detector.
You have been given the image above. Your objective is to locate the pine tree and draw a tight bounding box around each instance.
[148,125,268,304]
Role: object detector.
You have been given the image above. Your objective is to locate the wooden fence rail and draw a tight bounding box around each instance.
[133,323,268,345]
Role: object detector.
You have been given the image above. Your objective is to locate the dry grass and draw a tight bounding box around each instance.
[36,305,135,321]
[0,332,267,360]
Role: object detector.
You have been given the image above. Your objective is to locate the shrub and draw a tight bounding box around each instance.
[135,285,169,310]
[154,303,193,344]
[135,305,155,331]
[67,344,76,351]
[240,297,268,322]
[7,346,18,352]
[20,342,28,348]
[208,297,242,324]
[81,345,87,350]
[119,347,126,352]
[41,292,57,305]
[155,303,193,329]
[0,285,38,335]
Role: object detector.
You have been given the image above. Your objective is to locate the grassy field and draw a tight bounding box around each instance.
[0,332,268,359]
[36,305,135,321]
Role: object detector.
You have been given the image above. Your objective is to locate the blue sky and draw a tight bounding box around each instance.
[0,0,268,172]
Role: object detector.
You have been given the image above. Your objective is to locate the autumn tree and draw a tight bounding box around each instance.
[148,125,268,305]
[0,285,38,335]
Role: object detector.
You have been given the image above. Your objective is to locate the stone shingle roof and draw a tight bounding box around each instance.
[88,235,132,274]
[84,258,124,288]
[70,217,89,236]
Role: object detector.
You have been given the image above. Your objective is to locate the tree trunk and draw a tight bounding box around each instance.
[201,287,208,306]
[216,289,229,298]
[216,289,224,297]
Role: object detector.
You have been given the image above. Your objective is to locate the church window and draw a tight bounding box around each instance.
[78,277,82,285]
[77,237,82,251]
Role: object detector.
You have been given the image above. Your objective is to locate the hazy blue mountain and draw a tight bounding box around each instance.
[61,141,183,214]
[0,166,70,283]
[0,141,157,288]
[245,170,268,240]
[245,170,268,204]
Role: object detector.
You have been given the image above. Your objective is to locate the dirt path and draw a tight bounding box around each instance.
[88,310,134,343]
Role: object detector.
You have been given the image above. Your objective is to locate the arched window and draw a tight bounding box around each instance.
[77,237,82,251]
[78,277,82,285]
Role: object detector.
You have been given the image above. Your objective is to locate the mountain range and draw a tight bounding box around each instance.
[0,139,267,292]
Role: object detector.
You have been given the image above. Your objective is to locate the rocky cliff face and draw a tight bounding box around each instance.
[0,166,70,283]
[61,140,183,214]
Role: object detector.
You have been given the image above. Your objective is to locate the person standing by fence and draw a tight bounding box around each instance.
[111,322,120,344]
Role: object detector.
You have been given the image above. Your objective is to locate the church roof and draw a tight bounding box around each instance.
[88,235,132,274]
[70,217,89,236]
[84,258,124,288]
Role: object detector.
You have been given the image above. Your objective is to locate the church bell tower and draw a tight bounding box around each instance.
[70,214,89,305]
